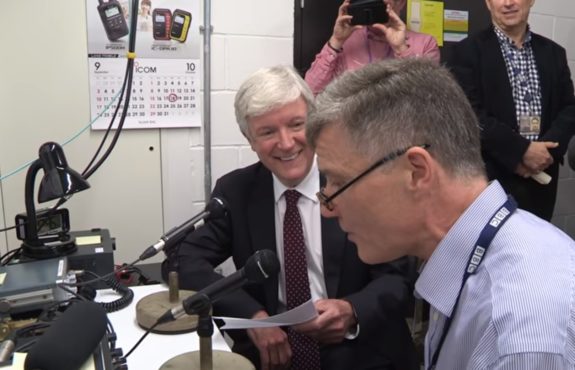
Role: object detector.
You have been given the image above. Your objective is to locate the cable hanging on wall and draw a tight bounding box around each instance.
[0,0,141,263]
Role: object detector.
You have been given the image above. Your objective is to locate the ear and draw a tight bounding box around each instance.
[404,146,433,191]
[245,134,254,151]
[242,129,257,152]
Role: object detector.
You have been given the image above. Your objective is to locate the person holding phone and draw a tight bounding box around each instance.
[305,0,440,95]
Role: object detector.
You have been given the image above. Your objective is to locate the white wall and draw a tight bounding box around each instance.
[0,1,165,264]
[529,2,575,234]
[1,0,574,265]
[0,0,294,264]
[160,0,294,245]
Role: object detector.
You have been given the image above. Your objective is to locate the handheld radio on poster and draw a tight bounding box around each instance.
[170,9,191,42]
[97,0,129,41]
[153,8,172,40]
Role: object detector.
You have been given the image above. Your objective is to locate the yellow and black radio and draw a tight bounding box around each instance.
[170,9,191,42]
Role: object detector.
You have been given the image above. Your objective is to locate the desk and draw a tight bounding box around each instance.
[98,285,231,369]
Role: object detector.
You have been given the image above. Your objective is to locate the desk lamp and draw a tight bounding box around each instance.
[19,142,90,259]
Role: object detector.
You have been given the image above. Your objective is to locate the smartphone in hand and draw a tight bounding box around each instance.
[348,0,389,26]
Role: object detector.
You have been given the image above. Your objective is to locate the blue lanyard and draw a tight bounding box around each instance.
[428,196,518,370]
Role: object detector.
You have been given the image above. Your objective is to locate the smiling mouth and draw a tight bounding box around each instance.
[277,151,300,161]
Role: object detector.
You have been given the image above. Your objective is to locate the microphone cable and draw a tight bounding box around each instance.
[60,259,141,288]
[121,321,160,360]
[61,270,134,314]
[86,270,134,313]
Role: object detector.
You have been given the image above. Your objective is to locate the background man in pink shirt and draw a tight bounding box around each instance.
[305,0,440,95]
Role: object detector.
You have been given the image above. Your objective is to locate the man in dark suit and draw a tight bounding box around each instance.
[162,65,417,370]
[446,0,575,221]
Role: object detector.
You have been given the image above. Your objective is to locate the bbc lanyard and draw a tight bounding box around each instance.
[428,196,518,370]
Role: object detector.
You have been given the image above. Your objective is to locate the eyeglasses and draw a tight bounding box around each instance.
[316,144,430,211]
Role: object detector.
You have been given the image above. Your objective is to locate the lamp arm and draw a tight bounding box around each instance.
[24,159,43,246]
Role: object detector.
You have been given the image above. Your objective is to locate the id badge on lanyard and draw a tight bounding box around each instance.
[519,115,541,137]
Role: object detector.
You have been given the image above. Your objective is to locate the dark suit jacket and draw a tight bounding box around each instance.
[162,162,418,370]
[446,26,575,220]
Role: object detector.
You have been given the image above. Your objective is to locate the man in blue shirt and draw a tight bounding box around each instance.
[308,57,575,369]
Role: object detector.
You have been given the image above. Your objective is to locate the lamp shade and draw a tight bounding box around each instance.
[37,142,90,203]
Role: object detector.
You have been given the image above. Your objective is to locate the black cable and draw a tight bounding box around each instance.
[0,0,141,236]
[83,0,139,180]
[0,225,16,233]
[82,61,131,177]
[60,259,141,287]
[121,321,160,360]
[0,248,21,266]
[78,270,134,313]
[83,59,134,180]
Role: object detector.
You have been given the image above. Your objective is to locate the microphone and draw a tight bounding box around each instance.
[24,301,107,370]
[568,138,575,171]
[139,197,227,260]
[0,338,15,364]
[157,249,280,324]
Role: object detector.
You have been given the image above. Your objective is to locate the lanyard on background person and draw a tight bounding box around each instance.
[428,196,518,370]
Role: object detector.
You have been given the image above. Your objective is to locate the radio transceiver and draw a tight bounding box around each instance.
[97,0,129,41]
[153,8,172,40]
[170,9,191,42]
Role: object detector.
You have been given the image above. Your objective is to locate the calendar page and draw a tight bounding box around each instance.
[86,0,201,130]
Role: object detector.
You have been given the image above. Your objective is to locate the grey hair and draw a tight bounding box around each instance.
[307,58,485,178]
[234,65,314,139]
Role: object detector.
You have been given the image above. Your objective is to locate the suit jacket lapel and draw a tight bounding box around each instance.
[531,34,551,125]
[482,28,517,123]
[247,165,280,313]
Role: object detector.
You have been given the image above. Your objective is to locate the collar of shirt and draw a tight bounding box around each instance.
[272,157,320,203]
[415,181,508,317]
[493,24,532,50]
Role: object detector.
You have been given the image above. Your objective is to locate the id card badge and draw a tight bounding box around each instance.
[519,115,541,136]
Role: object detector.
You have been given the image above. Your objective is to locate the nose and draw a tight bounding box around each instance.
[277,128,295,150]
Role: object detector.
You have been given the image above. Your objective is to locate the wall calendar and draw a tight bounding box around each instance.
[86,0,201,130]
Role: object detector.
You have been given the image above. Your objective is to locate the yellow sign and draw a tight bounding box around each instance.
[407,0,444,46]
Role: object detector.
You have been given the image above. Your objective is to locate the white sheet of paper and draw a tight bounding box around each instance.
[215,299,317,330]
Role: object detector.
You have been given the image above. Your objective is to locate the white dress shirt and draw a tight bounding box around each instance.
[272,160,327,311]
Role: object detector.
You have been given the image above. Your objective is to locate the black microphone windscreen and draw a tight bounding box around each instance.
[205,197,227,220]
[24,301,107,370]
[243,250,280,283]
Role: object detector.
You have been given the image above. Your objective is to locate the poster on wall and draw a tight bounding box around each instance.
[407,0,444,47]
[86,0,201,130]
[443,9,469,42]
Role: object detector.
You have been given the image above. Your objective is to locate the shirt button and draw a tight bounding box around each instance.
[433,312,439,321]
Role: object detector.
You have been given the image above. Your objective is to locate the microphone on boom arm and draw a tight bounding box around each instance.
[157,249,280,324]
[139,197,227,261]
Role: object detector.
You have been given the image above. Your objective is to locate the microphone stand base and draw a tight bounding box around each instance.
[136,290,199,334]
[159,350,255,370]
